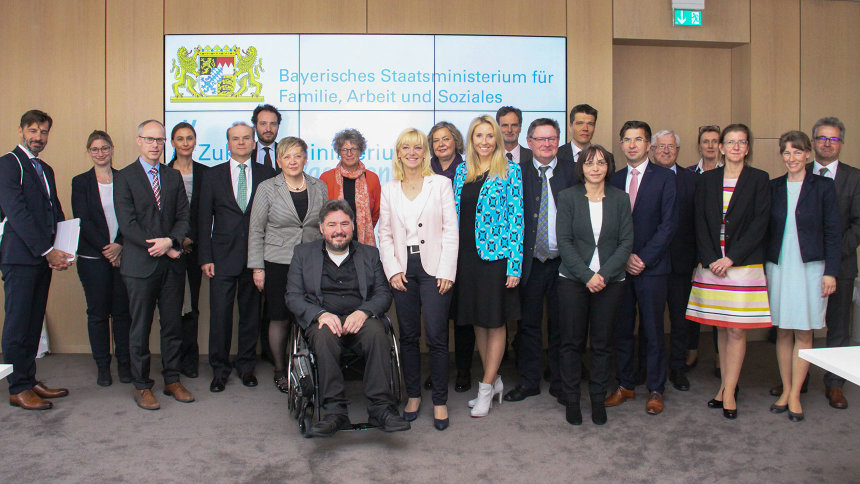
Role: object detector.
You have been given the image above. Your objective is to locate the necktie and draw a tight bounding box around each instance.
[629,168,640,209]
[820,167,829,177]
[506,152,513,161]
[150,167,161,210]
[534,165,551,262]
[264,147,272,170]
[31,158,49,196]
[237,163,248,212]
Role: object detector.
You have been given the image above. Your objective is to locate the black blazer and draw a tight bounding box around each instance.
[114,159,189,278]
[669,167,699,275]
[71,167,123,258]
[519,157,578,283]
[556,142,576,165]
[0,146,65,265]
[610,161,677,275]
[695,165,770,268]
[286,240,393,330]
[556,184,633,284]
[806,162,860,279]
[197,160,275,277]
[767,174,841,277]
[251,141,278,172]
[167,159,209,244]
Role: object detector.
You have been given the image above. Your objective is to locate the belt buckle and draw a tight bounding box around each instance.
[408,245,420,255]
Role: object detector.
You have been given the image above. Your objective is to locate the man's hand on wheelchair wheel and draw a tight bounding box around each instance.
[317,312,344,337]
[342,310,368,334]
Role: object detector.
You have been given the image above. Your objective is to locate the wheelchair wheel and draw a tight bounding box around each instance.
[389,331,404,404]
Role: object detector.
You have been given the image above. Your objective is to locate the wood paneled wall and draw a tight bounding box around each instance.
[1,0,857,353]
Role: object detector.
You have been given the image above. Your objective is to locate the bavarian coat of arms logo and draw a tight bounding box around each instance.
[170,45,264,102]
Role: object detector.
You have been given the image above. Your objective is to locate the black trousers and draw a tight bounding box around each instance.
[824,277,854,388]
[208,268,260,378]
[305,317,395,417]
[77,257,131,368]
[558,277,625,401]
[123,259,184,390]
[179,248,202,372]
[667,272,693,371]
[517,257,561,390]
[1,262,52,395]
[615,274,668,393]
[393,253,451,405]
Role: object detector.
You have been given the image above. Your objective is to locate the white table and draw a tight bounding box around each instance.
[799,347,860,386]
[0,364,12,381]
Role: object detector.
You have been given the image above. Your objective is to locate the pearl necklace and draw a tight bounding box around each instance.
[285,175,306,191]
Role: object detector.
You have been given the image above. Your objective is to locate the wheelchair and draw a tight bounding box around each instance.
[286,317,404,437]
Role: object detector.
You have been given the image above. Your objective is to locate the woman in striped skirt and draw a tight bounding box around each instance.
[686,124,772,419]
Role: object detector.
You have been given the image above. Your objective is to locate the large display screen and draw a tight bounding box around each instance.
[165,34,566,180]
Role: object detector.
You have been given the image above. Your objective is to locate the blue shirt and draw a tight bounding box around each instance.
[139,157,160,186]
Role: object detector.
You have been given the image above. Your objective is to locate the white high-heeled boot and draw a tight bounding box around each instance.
[469,376,502,408]
[470,381,494,417]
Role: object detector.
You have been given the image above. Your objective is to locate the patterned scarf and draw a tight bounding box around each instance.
[335,161,375,246]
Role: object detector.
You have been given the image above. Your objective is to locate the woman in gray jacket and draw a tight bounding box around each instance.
[556,145,633,426]
[248,137,328,392]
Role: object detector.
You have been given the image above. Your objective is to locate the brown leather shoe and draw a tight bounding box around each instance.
[605,386,635,407]
[32,381,69,398]
[133,389,160,410]
[826,387,848,409]
[9,389,52,410]
[645,391,664,415]
[163,382,195,403]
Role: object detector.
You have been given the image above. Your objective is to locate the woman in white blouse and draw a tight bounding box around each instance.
[378,128,458,430]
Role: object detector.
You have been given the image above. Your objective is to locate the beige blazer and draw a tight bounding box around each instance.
[247,173,327,268]
[378,174,459,282]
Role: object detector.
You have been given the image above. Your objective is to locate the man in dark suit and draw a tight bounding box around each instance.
[114,119,192,410]
[496,106,533,165]
[650,130,698,392]
[198,122,275,392]
[250,104,280,171]
[557,104,598,165]
[504,118,577,403]
[286,200,408,437]
[0,110,72,410]
[809,117,859,409]
[607,120,677,415]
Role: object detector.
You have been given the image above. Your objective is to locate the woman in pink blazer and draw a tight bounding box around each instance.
[379,128,459,431]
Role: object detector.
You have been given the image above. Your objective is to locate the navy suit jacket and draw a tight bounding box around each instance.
[0,146,65,265]
[610,161,677,276]
[71,167,123,258]
[767,174,841,277]
[519,157,578,283]
[669,166,699,275]
[197,160,275,277]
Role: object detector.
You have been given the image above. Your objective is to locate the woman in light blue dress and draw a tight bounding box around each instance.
[765,130,840,422]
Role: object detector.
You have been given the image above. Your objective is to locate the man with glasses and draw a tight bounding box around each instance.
[558,104,598,165]
[504,118,577,403]
[808,117,858,409]
[607,121,677,415]
[496,106,533,165]
[114,119,191,410]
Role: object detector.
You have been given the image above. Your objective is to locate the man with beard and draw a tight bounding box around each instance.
[286,199,408,437]
[250,104,280,171]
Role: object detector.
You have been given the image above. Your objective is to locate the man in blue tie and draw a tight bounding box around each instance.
[0,110,73,410]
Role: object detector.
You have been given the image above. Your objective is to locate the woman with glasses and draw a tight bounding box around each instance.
[166,122,209,378]
[72,131,131,386]
[687,124,772,419]
[319,129,380,246]
[556,145,632,426]
[765,130,840,422]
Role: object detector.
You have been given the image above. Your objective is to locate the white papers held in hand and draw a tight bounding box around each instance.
[55,218,81,261]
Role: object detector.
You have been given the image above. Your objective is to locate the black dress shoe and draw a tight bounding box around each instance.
[670,370,690,391]
[548,386,569,406]
[788,410,804,422]
[723,407,738,419]
[117,364,133,384]
[591,399,607,425]
[309,414,351,438]
[503,385,540,402]
[454,369,471,393]
[369,407,411,432]
[97,366,112,387]
[241,373,258,387]
[180,367,199,379]
[210,376,226,393]
[565,402,582,425]
[423,375,432,390]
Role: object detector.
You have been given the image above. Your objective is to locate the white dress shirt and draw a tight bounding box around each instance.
[813,159,839,180]
[230,157,253,207]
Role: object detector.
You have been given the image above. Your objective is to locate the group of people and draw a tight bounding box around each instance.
[0,104,856,437]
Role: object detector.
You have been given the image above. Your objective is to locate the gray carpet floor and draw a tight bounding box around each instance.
[2,338,857,483]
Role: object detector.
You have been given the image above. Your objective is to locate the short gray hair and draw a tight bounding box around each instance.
[651,129,680,146]
[332,128,367,155]
[226,121,255,140]
[812,116,845,141]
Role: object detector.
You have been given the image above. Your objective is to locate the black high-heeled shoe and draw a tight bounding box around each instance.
[769,403,788,414]
[788,409,804,422]
[723,407,738,419]
[434,418,450,430]
[708,386,739,409]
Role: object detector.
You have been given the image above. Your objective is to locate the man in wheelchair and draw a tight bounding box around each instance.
[286,200,410,437]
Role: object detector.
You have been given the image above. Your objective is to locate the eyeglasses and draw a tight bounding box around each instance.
[88,146,112,154]
[699,125,720,134]
[621,137,646,144]
[139,136,166,145]
[529,136,559,144]
[723,140,749,147]
[583,160,608,167]
[814,136,842,144]
[339,147,360,154]
[654,144,678,151]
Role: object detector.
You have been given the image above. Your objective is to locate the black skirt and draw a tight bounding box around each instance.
[263,261,294,321]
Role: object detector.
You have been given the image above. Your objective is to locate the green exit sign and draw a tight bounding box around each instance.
[673,9,702,26]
